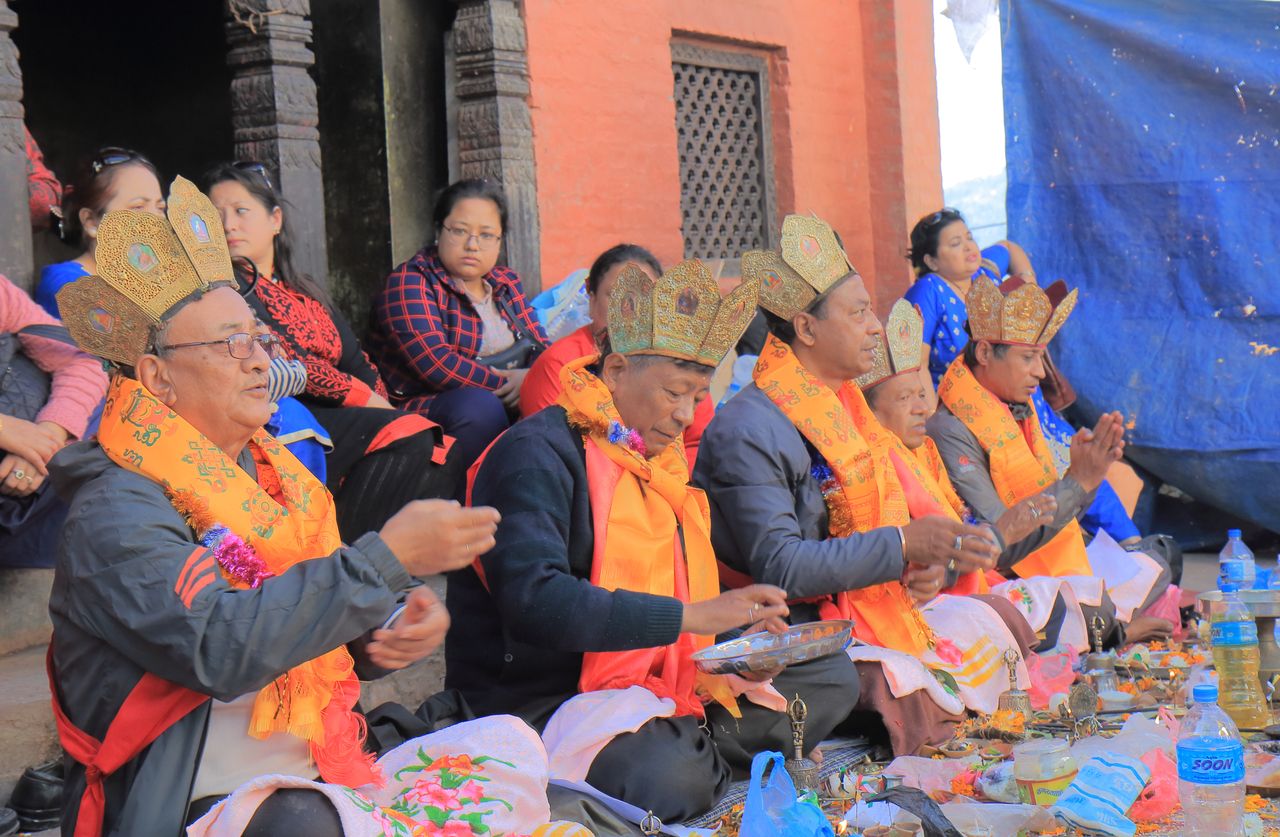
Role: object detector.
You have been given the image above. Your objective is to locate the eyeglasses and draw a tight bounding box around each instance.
[440,225,502,249]
[91,146,143,174]
[921,207,963,228]
[233,160,275,192]
[157,332,281,360]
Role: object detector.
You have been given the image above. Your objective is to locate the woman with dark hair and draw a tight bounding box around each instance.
[370,179,548,469]
[203,162,461,540]
[903,207,1142,546]
[36,147,165,317]
[518,244,715,468]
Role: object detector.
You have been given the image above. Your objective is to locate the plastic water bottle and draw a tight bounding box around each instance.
[717,354,758,408]
[1177,684,1245,835]
[1218,528,1256,590]
[1210,583,1269,729]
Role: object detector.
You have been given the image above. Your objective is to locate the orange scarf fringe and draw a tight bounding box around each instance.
[555,357,738,718]
[98,376,380,787]
[936,356,1090,578]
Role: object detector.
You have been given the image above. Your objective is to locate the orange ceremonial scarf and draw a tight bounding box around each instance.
[97,376,379,787]
[556,357,738,718]
[936,355,1090,578]
[896,437,992,595]
[753,335,934,655]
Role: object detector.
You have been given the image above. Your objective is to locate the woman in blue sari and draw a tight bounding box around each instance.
[904,207,1141,545]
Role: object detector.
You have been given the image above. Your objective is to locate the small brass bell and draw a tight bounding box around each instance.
[783,694,821,793]
[995,648,1032,723]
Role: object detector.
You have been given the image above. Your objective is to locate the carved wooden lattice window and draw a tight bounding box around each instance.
[671,42,777,260]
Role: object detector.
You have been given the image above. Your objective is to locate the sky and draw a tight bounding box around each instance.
[932,0,1008,238]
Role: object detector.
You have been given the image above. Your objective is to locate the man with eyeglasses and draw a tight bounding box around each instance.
[44,178,532,836]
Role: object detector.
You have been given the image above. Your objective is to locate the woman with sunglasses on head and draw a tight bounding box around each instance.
[203,162,462,541]
[369,179,548,470]
[903,207,1143,547]
[36,147,165,317]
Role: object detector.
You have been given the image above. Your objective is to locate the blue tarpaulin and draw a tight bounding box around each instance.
[1001,0,1280,533]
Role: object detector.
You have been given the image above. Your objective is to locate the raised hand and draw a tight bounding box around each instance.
[1067,411,1125,491]
[379,499,502,576]
[900,515,999,574]
[995,493,1059,545]
[903,562,947,604]
[367,586,450,670]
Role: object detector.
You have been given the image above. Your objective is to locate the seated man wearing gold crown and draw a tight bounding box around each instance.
[926,276,1173,645]
[448,260,861,823]
[46,178,562,837]
[693,214,1011,757]
[858,300,1130,664]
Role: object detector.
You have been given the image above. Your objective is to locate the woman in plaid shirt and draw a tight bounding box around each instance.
[370,180,548,469]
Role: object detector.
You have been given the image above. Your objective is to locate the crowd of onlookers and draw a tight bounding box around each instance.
[3,137,602,569]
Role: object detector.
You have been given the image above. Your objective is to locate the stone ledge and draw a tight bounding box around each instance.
[0,569,53,657]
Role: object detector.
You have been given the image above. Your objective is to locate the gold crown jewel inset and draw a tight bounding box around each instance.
[56,176,235,365]
[607,258,760,367]
[856,299,925,390]
[742,213,854,320]
[966,275,1079,347]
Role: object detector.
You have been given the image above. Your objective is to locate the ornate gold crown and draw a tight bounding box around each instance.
[966,275,1078,347]
[57,176,235,365]
[606,258,759,367]
[741,213,854,320]
[856,299,924,390]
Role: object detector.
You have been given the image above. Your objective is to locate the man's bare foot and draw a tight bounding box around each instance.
[1126,615,1175,644]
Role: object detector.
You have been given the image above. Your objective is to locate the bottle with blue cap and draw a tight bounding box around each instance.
[1210,582,1268,729]
[1218,528,1255,590]
[1177,683,1245,835]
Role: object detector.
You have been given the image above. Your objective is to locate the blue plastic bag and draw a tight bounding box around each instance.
[741,751,835,837]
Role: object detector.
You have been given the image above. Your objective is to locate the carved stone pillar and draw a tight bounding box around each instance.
[224,0,328,283]
[0,2,32,292]
[453,0,541,293]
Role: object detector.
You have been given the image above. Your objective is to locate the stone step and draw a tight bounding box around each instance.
[0,645,58,807]
[0,569,53,657]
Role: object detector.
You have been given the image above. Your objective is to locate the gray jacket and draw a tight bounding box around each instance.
[926,402,1096,571]
[48,441,415,837]
[691,383,904,607]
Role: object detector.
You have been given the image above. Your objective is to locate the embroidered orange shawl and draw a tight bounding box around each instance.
[753,335,934,655]
[556,357,737,718]
[97,376,379,787]
[936,356,1090,578]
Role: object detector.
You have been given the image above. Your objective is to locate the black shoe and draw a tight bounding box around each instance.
[9,758,63,832]
[0,807,17,837]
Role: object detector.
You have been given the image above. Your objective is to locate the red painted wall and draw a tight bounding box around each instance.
[521,0,942,306]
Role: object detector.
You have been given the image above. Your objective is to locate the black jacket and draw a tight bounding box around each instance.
[48,442,414,836]
[445,406,685,724]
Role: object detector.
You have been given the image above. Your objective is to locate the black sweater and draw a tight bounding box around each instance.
[445,406,686,722]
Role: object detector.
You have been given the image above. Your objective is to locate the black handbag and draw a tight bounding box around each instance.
[474,293,545,371]
[0,323,82,533]
[0,324,78,422]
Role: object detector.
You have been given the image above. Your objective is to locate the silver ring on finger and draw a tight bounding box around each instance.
[947,558,957,572]
[12,468,25,481]
[953,535,963,552]
[1030,506,1041,518]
